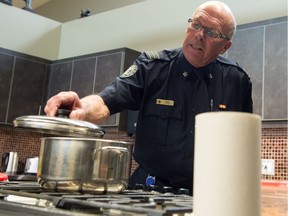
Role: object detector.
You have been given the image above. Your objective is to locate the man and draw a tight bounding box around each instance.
[44,1,253,195]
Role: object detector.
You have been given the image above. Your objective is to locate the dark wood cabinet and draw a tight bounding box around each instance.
[227,26,264,117]
[48,61,73,97]
[227,17,287,120]
[71,57,96,98]
[0,49,50,124]
[94,53,122,93]
[7,58,48,122]
[0,53,14,122]
[263,22,287,120]
[47,48,140,130]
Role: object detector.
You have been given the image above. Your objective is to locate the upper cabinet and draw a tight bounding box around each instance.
[227,17,287,120]
[8,58,48,122]
[263,22,287,120]
[0,53,14,123]
[0,48,50,124]
[47,48,140,130]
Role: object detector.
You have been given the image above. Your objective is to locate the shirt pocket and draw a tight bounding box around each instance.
[142,103,183,145]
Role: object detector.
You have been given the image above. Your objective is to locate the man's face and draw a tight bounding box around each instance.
[182,6,232,68]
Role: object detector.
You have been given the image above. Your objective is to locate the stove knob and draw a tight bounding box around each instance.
[147,185,160,192]
[162,186,173,193]
[177,188,190,195]
[133,183,145,190]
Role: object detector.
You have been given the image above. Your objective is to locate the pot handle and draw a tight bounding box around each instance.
[93,146,129,160]
[95,146,128,153]
[93,146,129,179]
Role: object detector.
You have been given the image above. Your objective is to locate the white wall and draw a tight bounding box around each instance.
[0,0,287,60]
[58,0,187,59]
[58,0,288,59]
[0,3,61,60]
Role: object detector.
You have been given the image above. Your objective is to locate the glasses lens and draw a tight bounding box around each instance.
[190,21,202,31]
[205,29,218,38]
[188,19,228,40]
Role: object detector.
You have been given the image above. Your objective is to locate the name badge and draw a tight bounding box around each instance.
[156,99,174,106]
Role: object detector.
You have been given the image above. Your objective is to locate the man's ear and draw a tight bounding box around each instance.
[220,41,232,54]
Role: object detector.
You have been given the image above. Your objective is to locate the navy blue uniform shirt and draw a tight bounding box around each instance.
[99,48,253,189]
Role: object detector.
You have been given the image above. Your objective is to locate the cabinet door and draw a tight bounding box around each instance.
[7,58,47,122]
[47,61,73,98]
[0,53,14,123]
[94,52,123,127]
[71,57,96,98]
[263,22,287,120]
[94,53,123,93]
[227,27,264,117]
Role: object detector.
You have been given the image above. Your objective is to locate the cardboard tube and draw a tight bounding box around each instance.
[193,112,261,216]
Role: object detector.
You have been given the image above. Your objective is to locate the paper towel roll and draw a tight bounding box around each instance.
[193,112,261,216]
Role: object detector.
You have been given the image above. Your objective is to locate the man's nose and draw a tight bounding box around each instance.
[195,28,205,40]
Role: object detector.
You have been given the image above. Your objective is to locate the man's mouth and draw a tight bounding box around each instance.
[191,44,204,51]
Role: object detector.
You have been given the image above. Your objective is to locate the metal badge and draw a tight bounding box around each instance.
[218,104,227,110]
[156,99,174,106]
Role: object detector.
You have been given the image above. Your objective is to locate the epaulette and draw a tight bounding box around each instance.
[144,49,180,61]
[144,51,161,60]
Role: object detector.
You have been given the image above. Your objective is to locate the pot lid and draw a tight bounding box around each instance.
[13,115,105,138]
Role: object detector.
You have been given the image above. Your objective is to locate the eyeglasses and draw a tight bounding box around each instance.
[187,18,230,40]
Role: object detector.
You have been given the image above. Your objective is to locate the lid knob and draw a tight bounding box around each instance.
[57,109,71,118]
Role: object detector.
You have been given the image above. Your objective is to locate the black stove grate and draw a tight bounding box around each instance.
[0,181,193,216]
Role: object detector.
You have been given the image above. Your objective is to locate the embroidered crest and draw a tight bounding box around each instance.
[120,65,138,78]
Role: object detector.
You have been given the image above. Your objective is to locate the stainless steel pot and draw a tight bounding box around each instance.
[14,115,133,194]
[38,137,132,194]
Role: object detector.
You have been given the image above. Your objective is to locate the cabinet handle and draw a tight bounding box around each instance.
[38,105,42,115]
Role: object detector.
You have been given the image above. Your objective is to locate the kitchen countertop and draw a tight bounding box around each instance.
[261,181,288,216]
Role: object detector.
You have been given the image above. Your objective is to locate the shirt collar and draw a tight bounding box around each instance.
[178,51,214,80]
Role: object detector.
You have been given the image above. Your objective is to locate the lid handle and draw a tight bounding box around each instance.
[56,109,71,118]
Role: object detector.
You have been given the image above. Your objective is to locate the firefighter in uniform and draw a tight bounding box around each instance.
[44,1,253,195]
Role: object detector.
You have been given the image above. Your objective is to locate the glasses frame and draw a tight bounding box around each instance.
[187,18,230,40]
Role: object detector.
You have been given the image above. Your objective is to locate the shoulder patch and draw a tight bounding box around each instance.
[120,65,138,78]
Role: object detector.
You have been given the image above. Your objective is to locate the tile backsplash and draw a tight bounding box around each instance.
[0,126,43,172]
[261,127,287,181]
[0,124,287,181]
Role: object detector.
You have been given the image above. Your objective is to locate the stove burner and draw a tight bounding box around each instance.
[0,181,193,216]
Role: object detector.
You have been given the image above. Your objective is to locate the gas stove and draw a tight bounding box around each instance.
[0,181,193,216]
